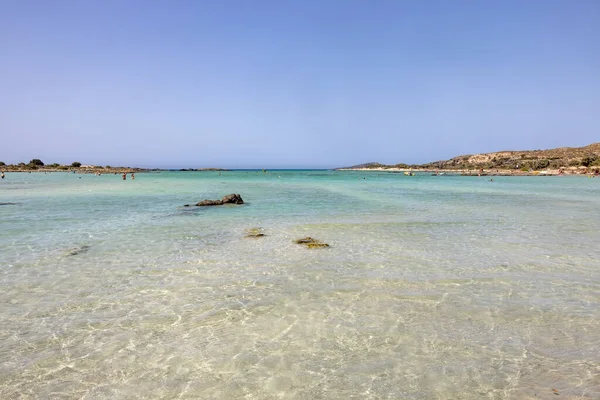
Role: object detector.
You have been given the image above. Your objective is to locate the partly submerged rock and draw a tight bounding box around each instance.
[66,244,90,257]
[221,193,244,204]
[245,227,266,238]
[294,237,329,248]
[195,193,244,206]
[294,237,318,244]
[196,199,224,206]
[307,243,329,248]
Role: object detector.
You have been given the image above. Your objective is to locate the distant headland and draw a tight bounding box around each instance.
[0,160,233,174]
[0,160,148,174]
[337,143,600,176]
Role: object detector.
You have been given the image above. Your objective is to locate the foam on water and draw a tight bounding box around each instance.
[1,171,599,399]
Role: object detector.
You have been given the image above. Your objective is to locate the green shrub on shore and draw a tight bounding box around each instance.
[71,162,81,168]
[581,155,598,167]
[549,159,566,169]
[533,159,550,169]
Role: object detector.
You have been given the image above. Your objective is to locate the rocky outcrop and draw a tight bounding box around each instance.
[221,194,244,204]
[195,194,244,206]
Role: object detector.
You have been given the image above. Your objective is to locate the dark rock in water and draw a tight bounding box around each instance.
[196,199,224,206]
[184,204,190,207]
[294,237,330,248]
[66,245,91,256]
[245,227,266,238]
[196,193,244,206]
[221,193,244,204]
[0,202,20,206]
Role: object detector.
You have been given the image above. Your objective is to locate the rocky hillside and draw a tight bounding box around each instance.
[342,143,600,171]
[422,143,600,170]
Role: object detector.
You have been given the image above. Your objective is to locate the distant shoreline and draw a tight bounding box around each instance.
[3,167,598,176]
[2,166,598,177]
[0,167,148,174]
[337,167,598,176]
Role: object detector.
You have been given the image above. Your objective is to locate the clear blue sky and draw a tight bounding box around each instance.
[1,0,599,168]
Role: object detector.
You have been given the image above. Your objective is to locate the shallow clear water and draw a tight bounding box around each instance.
[1,170,599,399]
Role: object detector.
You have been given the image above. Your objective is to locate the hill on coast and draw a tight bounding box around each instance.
[340,143,600,171]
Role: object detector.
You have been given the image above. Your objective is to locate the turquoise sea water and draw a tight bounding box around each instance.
[1,170,599,399]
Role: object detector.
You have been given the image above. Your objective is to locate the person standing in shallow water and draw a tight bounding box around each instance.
[131,173,135,180]
[122,173,126,180]
[1,171,4,179]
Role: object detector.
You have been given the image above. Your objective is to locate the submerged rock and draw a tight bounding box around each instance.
[66,245,90,256]
[294,237,318,244]
[294,237,330,248]
[195,194,244,206]
[245,227,266,238]
[307,243,329,248]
